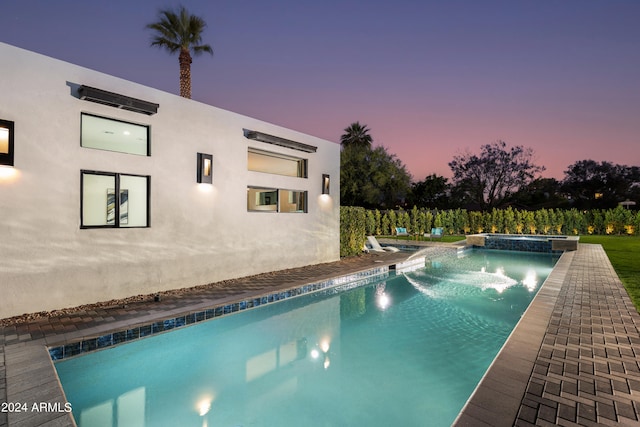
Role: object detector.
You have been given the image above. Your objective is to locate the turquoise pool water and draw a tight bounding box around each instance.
[55,250,558,427]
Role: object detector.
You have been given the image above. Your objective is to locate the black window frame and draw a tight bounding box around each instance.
[80,113,151,156]
[80,170,151,229]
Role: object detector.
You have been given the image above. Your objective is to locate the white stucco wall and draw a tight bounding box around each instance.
[0,42,340,319]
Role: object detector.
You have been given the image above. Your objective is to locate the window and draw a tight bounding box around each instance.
[0,119,14,166]
[247,187,307,213]
[81,113,150,156]
[279,189,307,213]
[248,148,307,178]
[247,187,278,212]
[81,171,149,228]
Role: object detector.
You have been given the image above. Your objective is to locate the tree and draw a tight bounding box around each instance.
[507,178,567,210]
[147,6,213,99]
[369,146,412,208]
[448,140,545,210]
[561,160,640,209]
[339,122,411,208]
[340,122,373,148]
[341,144,412,208]
[408,174,450,209]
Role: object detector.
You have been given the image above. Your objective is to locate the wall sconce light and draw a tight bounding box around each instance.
[197,153,213,184]
[0,119,15,167]
[322,174,330,195]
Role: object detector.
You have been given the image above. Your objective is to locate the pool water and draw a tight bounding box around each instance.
[56,250,558,427]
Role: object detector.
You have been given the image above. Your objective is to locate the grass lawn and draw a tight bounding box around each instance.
[577,235,640,310]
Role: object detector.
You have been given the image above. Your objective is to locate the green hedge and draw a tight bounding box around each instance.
[340,206,367,257]
[341,206,640,253]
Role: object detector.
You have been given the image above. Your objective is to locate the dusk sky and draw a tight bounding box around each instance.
[1,0,638,181]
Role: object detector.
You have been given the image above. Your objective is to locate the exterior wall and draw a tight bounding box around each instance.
[465,235,486,247]
[0,42,340,319]
[551,238,579,252]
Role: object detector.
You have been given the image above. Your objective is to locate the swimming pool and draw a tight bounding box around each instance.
[55,249,558,427]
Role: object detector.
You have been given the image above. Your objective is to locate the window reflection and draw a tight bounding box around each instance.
[248,148,307,177]
[81,171,149,228]
[247,187,278,211]
[279,189,307,213]
[81,114,149,156]
[247,187,307,213]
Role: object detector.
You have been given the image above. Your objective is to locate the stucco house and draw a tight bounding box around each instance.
[0,42,340,320]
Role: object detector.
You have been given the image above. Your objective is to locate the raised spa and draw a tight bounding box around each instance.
[466,233,579,252]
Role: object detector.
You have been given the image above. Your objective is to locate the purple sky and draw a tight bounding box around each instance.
[1,0,639,181]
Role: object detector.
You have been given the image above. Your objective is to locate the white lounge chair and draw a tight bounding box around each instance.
[365,236,400,253]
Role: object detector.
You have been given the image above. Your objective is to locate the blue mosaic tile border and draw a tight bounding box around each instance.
[49,266,389,361]
[477,238,563,253]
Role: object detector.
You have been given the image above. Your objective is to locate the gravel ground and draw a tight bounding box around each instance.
[1,245,458,328]
[0,253,383,327]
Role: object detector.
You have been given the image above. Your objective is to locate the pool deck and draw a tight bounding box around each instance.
[1,242,639,426]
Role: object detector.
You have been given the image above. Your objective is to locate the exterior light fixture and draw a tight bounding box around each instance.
[0,119,15,167]
[322,174,330,195]
[197,153,213,184]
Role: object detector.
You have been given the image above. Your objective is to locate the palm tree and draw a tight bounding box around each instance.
[146,6,213,99]
[340,122,373,148]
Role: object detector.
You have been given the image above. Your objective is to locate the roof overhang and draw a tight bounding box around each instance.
[244,129,317,153]
[79,85,159,115]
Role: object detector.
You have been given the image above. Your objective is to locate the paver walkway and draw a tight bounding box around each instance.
[1,242,639,426]
[518,244,640,426]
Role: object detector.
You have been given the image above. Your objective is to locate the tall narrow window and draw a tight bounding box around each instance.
[81,113,150,156]
[0,119,15,166]
[119,175,149,227]
[81,171,150,228]
[82,172,116,226]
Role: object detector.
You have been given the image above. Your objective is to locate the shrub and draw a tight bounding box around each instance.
[340,206,367,257]
[341,207,640,257]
